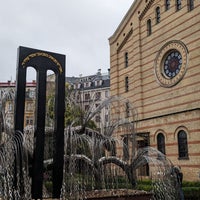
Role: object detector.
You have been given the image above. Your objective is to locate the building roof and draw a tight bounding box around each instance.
[66,69,110,90]
[0,80,37,87]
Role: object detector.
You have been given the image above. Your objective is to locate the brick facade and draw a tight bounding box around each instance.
[109,0,200,181]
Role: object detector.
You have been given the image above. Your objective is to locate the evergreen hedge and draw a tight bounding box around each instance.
[136,180,200,199]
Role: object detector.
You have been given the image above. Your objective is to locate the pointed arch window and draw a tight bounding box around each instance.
[188,0,194,11]
[178,130,188,159]
[176,0,181,11]
[165,0,170,10]
[147,19,152,36]
[156,7,161,24]
[157,133,166,154]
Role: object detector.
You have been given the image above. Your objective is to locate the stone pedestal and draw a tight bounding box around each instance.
[82,189,153,200]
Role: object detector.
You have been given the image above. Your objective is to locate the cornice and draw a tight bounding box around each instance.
[117,28,133,53]
[109,0,140,45]
[139,0,155,21]
[109,0,156,45]
[134,108,200,123]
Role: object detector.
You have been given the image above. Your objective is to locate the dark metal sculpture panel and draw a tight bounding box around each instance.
[14,46,65,199]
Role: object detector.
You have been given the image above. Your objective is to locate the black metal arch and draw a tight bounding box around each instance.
[14,46,65,199]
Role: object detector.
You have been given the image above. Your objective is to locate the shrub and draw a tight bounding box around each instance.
[182,181,200,187]
[183,186,200,199]
[136,180,200,199]
[136,184,152,192]
[136,180,153,192]
[44,181,52,193]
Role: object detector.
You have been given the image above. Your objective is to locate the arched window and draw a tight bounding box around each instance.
[165,0,170,10]
[157,133,166,154]
[156,7,161,24]
[125,52,129,68]
[111,140,116,156]
[176,0,181,11]
[188,0,194,11]
[123,136,129,160]
[125,76,129,92]
[125,102,130,118]
[178,130,188,159]
[147,19,152,36]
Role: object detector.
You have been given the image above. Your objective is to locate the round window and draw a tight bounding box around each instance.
[154,41,188,87]
[163,50,182,79]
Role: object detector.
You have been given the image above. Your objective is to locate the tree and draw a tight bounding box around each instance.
[46,82,97,129]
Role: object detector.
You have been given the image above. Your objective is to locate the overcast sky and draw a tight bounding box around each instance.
[0,0,134,82]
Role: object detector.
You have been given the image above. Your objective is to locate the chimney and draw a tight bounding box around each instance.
[97,69,101,75]
[108,68,110,75]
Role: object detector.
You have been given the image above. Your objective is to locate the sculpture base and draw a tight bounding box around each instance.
[82,189,152,200]
[43,189,153,200]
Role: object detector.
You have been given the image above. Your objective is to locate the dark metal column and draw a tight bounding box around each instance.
[31,69,47,199]
[14,49,27,198]
[14,59,26,132]
[53,73,65,198]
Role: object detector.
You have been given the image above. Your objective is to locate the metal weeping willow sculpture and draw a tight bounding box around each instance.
[0,47,180,200]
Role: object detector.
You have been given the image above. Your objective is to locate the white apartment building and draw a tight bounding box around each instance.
[66,69,110,131]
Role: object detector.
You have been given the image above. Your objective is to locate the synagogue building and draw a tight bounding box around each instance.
[109,0,200,181]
